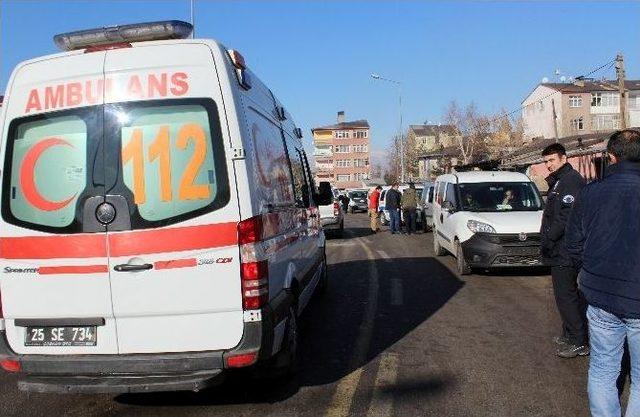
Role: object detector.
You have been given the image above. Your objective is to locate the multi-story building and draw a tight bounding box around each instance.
[408,124,460,179]
[311,112,370,189]
[522,80,640,140]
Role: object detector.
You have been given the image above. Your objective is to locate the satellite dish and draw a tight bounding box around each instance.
[560,75,567,82]
[555,69,561,75]
[542,77,549,83]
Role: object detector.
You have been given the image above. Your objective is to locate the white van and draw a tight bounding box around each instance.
[432,171,544,275]
[0,21,333,393]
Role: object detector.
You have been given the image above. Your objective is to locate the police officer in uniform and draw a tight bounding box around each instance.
[540,143,588,358]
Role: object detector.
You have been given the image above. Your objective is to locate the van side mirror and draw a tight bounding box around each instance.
[315,182,333,206]
[442,200,456,213]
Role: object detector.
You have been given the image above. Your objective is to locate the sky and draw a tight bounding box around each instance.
[1,0,639,161]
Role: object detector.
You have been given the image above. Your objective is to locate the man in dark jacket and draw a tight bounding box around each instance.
[540,143,587,358]
[566,129,640,416]
[385,184,402,234]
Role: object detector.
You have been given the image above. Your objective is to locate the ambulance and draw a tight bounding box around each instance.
[0,20,333,393]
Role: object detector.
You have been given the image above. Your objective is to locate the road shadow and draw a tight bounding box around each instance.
[116,256,463,406]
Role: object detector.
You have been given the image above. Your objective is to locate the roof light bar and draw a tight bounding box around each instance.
[53,20,193,51]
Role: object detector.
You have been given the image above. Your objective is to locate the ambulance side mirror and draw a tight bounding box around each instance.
[315,182,333,206]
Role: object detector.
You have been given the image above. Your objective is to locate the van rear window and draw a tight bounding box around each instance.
[2,98,229,233]
[119,104,217,222]
[5,115,88,228]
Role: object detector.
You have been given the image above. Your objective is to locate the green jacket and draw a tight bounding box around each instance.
[401,188,418,208]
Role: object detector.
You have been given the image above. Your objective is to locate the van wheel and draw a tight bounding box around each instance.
[275,306,298,377]
[433,232,446,256]
[380,215,388,226]
[456,240,472,275]
[317,250,329,295]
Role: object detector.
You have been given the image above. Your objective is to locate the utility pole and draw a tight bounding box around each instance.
[616,53,627,129]
[190,0,195,38]
[371,74,404,183]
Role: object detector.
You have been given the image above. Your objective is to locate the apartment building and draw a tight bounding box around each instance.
[311,112,371,189]
[522,80,640,140]
[407,124,460,179]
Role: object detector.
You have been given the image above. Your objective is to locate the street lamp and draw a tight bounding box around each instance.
[371,73,404,183]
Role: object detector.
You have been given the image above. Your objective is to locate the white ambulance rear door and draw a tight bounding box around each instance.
[0,51,117,354]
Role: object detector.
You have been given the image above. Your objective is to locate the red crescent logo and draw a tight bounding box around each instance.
[19,137,78,211]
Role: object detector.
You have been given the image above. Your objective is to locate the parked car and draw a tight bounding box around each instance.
[0,20,334,393]
[380,185,424,227]
[431,171,544,275]
[378,186,391,225]
[319,188,344,237]
[419,181,435,232]
[347,189,368,213]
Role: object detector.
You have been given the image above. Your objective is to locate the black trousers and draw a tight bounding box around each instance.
[551,265,588,345]
[403,208,417,233]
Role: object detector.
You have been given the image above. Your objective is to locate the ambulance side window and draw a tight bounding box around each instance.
[299,150,317,201]
[284,139,309,208]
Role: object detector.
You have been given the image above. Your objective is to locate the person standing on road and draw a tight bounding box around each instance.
[540,143,588,358]
[385,183,402,234]
[566,129,640,417]
[401,183,418,234]
[368,186,382,234]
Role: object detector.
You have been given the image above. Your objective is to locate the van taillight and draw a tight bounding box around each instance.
[238,216,263,245]
[333,202,340,216]
[238,216,269,310]
[0,360,20,373]
[240,260,269,310]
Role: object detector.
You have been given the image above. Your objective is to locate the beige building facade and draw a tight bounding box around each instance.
[522,80,640,141]
[312,112,370,189]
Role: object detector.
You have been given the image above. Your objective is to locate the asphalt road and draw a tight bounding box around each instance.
[0,213,609,417]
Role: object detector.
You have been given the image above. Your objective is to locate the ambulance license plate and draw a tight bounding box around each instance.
[25,326,97,347]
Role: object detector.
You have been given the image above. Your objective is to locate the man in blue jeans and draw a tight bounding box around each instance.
[566,129,640,417]
[385,183,402,234]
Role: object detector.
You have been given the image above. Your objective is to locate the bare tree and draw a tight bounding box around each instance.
[443,101,490,164]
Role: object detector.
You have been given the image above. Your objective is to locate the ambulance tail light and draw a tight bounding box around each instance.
[334,202,340,216]
[238,216,269,310]
[53,20,193,51]
[240,261,269,310]
[238,216,263,245]
[0,360,21,373]
[224,351,258,368]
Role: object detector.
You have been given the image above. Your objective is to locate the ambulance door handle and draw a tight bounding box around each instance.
[114,263,154,272]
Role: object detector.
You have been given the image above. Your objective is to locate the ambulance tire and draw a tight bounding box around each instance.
[271,305,299,379]
[316,250,329,295]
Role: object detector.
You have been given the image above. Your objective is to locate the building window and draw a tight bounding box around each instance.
[592,114,620,131]
[354,159,369,167]
[569,96,582,108]
[353,144,368,153]
[354,173,368,181]
[335,130,350,139]
[335,145,351,153]
[570,117,584,131]
[630,94,640,110]
[335,159,352,168]
[536,101,544,112]
[592,92,619,107]
[354,130,368,139]
[336,174,350,182]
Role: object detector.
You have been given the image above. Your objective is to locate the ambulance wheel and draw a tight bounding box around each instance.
[433,231,446,256]
[317,250,329,295]
[274,306,299,378]
[456,240,472,275]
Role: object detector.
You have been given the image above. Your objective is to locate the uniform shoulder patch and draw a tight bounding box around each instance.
[562,195,575,204]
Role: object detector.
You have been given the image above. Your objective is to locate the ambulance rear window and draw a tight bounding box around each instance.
[116,103,221,223]
[3,114,90,229]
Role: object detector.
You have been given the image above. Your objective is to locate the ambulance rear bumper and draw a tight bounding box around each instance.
[0,291,294,393]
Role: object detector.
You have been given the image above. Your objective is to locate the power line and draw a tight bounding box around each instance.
[459,57,618,136]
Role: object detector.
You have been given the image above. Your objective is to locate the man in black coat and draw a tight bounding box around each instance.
[565,129,640,415]
[540,143,587,358]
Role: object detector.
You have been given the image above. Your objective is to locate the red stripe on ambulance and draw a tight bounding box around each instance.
[38,265,109,275]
